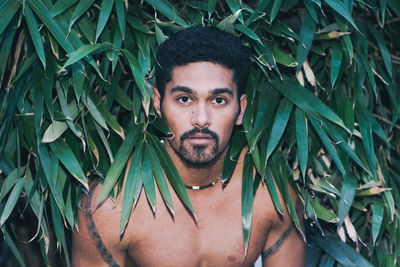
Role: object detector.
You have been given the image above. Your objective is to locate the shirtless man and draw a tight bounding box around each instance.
[72,26,305,266]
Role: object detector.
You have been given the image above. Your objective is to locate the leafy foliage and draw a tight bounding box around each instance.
[0,0,399,266]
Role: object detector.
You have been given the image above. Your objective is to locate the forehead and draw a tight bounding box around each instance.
[166,62,237,95]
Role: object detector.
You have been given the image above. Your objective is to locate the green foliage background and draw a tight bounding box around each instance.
[0,0,399,266]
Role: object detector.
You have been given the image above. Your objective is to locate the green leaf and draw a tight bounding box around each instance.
[271,79,348,131]
[24,4,46,68]
[325,0,359,31]
[115,0,125,40]
[297,11,316,71]
[295,108,308,179]
[147,134,195,217]
[270,0,283,22]
[146,142,174,214]
[322,122,370,174]
[368,25,392,78]
[49,139,88,190]
[141,143,156,213]
[68,0,96,33]
[121,49,152,104]
[310,198,339,223]
[330,45,343,88]
[63,43,113,68]
[0,178,25,225]
[144,0,188,26]
[98,126,141,204]
[241,153,253,255]
[264,168,284,214]
[207,0,218,17]
[313,234,373,266]
[372,199,384,246]
[0,167,24,203]
[0,0,21,37]
[234,23,262,44]
[95,0,115,43]
[50,0,78,17]
[309,117,346,174]
[266,98,293,161]
[338,173,357,227]
[4,229,27,267]
[356,106,376,175]
[120,142,143,234]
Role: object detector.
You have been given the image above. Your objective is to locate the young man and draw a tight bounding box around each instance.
[72,26,305,266]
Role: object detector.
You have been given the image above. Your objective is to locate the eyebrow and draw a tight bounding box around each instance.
[169,86,234,97]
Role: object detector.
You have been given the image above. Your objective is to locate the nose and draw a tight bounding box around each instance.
[191,103,211,129]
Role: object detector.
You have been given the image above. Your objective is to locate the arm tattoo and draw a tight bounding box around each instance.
[262,223,294,258]
[84,180,121,267]
[262,199,303,258]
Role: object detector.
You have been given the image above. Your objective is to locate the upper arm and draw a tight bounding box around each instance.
[261,186,305,267]
[71,182,126,267]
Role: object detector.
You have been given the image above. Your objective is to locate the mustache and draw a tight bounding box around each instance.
[180,128,219,142]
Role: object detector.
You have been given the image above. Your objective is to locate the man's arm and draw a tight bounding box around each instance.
[71,181,123,267]
[262,195,305,267]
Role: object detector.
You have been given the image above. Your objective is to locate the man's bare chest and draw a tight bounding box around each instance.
[123,188,269,266]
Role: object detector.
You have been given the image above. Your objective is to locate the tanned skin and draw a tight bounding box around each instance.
[72,62,305,266]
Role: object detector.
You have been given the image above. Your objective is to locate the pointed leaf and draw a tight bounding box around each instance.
[98,126,141,203]
[372,199,384,246]
[295,108,308,178]
[49,139,88,190]
[325,0,359,31]
[266,98,293,161]
[0,179,25,225]
[24,4,46,68]
[95,0,115,42]
[338,173,357,228]
[63,43,113,68]
[242,153,254,255]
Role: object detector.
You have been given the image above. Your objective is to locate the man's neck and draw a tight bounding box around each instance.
[164,142,226,187]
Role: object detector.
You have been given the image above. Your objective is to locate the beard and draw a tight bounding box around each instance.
[169,128,225,169]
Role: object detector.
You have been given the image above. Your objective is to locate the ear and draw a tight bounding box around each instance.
[235,94,247,125]
[153,88,162,117]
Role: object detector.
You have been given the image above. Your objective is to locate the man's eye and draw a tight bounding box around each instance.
[178,96,192,104]
[212,97,227,105]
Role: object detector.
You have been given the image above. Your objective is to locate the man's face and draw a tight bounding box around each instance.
[153,62,247,168]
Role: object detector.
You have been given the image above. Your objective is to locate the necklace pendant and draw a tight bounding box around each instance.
[192,185,200,190]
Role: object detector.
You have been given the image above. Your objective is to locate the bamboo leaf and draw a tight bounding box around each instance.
[147,134,195,217]
[264,168,284,214]
[369,26,392,78]
[309,117,346,174]
[146,142,174,214]
[50,0,78,17]
[356,106,376,175]
[295,108,308,179]
[271,79,348,131]
[49,139,88,190]
[372,199,384,246]
[141,143,156,213]
[4,229,27,267]
[325,0,359,31]
[63,43,113,68]
[95,0,115,43]
[0,179,25,225]
[0,167,24,203]
[120,142,143,234]
[330,45,342,88]
[24,4,46,68]
[0,0,21,37]
[68,0,96,33]
[115,0,125,40]
[266,98,293,161]
[338,173,357,228]
[242,153,253,255]
[98,126,141,204]
[297,11,316,71]
[270,0,283,22]
[313,234,373,266]
[144,0,188,26]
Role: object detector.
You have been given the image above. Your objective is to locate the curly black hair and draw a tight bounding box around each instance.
[155,25,249,100]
